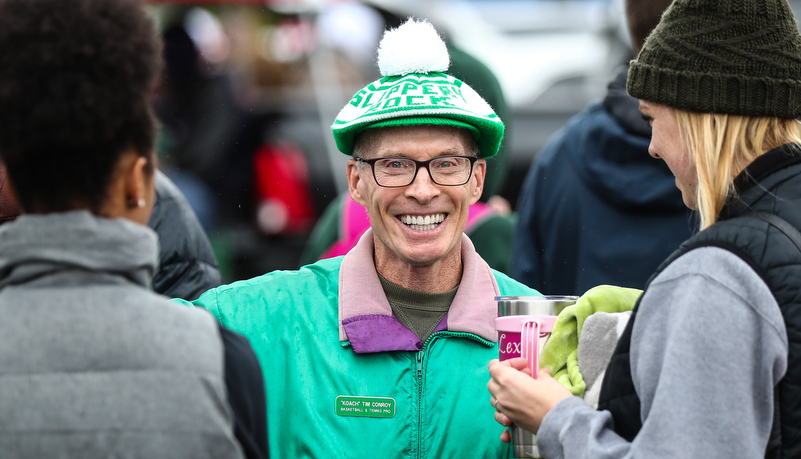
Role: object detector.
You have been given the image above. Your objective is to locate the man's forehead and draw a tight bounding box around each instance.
[363,125,473,154]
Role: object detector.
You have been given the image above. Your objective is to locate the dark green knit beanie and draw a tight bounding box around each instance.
[628,0,801,118]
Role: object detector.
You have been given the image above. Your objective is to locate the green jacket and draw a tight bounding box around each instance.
[189,230,538,458]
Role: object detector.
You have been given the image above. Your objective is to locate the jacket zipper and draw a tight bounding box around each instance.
[414,331,494,458]
[415,337,429,459]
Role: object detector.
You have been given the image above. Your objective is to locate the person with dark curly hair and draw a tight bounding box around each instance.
[0,0,266,457]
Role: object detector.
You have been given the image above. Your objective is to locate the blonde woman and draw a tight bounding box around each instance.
[488,0,801,456]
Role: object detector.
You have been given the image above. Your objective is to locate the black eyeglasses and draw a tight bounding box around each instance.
[356,155,478,188]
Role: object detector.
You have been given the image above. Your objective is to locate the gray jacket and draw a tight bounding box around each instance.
[538,246,785,458]
[0,211,244,458]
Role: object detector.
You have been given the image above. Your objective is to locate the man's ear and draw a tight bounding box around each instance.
[347,159,368,207]
[469,158,486,205]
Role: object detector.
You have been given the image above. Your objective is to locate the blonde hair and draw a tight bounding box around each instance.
[674,110,801,229]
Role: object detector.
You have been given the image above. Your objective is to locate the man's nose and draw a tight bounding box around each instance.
[405,165,439,201]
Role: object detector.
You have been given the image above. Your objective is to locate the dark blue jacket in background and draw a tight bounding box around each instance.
[511,65,696,296]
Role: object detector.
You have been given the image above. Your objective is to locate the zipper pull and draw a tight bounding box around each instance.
[416,351,424,378]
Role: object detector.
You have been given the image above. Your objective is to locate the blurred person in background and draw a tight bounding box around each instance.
[0,0,266,456]
[489,0,801,456]
[149,170,223,300]
[510,0,695,296]
[178,19,537,457]
[156,20,262,228]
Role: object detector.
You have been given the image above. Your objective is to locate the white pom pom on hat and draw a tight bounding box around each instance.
[377,18,450,77]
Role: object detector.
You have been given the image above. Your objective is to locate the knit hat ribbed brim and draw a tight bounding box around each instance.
[627,0,801,118]
[332,72,503,158]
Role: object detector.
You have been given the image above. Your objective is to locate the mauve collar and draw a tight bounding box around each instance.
[338,229,500,353]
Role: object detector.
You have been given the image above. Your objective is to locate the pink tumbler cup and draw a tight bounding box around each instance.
[495,296,578,458]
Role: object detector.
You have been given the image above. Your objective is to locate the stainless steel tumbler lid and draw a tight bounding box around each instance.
[495,295,579,317]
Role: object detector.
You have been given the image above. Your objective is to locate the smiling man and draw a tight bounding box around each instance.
[183,19,538,457]
[349,125,482,294]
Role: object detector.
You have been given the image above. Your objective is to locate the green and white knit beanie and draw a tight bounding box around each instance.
[331,18,504,158]
[628,0,801,118]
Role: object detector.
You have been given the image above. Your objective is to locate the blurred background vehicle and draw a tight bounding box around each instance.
[142,0,666,282]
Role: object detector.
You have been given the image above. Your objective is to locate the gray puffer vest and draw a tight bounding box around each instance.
[0,211,244,458]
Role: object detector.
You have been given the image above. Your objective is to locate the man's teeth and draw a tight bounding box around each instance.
[401,214,445,230]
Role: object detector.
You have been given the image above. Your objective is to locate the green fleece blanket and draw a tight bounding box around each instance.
[539,285,642,396]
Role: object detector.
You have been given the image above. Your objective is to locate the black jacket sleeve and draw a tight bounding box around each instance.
[148,171,222,301]
[219,324,268,459]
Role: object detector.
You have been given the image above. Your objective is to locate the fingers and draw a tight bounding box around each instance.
[539,367,551,377]
[488,395,506,427]
[487,378,499,398]
[489,357,529,371]
[500,428,512,444]
[488,357,529,371]
[494,410,511,427]
[506,357,530,371]
[488,360,533,417]
[489,358,524,379]
[489,358,564,436]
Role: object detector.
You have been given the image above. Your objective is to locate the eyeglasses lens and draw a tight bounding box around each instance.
[373,156,472,187]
